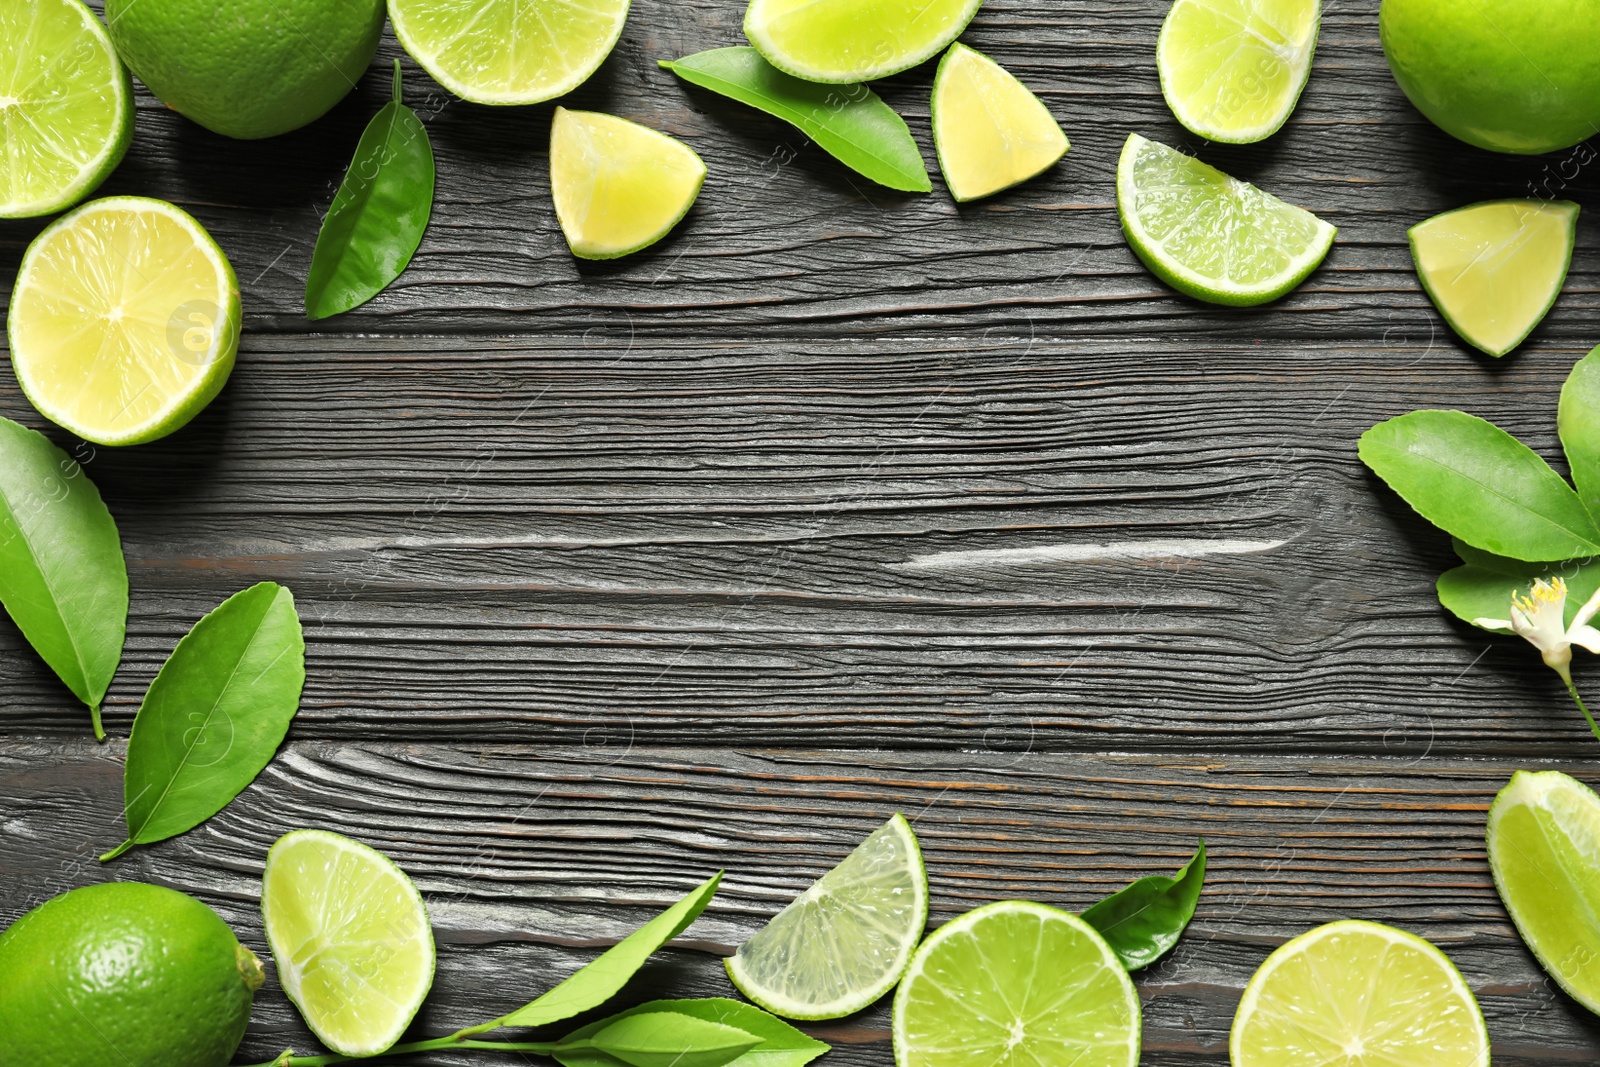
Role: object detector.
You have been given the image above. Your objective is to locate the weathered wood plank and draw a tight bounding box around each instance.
[4,742,1599,1064]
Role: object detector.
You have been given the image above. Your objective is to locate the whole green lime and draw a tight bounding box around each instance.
[104,0,384,139]
[1380,0,1600,154]
[0,882,264,1067]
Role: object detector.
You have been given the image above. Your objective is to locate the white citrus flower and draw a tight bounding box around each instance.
[1475,577,1600,683]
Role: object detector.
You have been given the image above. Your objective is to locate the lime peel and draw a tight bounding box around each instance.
[744,0,985,84]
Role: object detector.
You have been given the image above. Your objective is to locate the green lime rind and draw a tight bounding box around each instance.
[1488,770,1600,1017]
[744,0,985,84]
[725,813,928,1020]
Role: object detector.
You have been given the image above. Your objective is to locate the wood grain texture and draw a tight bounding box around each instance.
[4,742,1600,1065]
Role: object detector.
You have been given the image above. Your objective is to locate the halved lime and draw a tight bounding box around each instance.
[744,0,984,84]
[389,0,630,105]
[550,107,706,261]
[931,43,1069,202]
[1117,133,1335,306]
[1410,199,1578,358]
[8,196,240,446]
[1231,919,1489,1067]
[262,829,435,1058]
[726,813,927,1020]
[1157,0,1320,144]
[0,0,132,218]
[893,900,1140,1067]
[1488,770,1600,1015]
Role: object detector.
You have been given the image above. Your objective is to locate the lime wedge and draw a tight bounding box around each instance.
[893,900,1140,1067]
[1231,919,1489,1067]
[1487,770,1600,1015]
[1157,0,1320,144]
[725,813,927,1020]
[744,0,984,84]
[931,43,1069,202]
[1409,199,1578,358]
[262,829,435,1058]
[0,0,132,218]
[1117,133,1335,306]
[550,107,706,261]
[388,0,630,105]
[7,196,240,446]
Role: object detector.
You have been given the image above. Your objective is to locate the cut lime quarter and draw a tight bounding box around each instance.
[745,0,984,83]
[1410,199,1578,358]
[726,813,927,1020]
[1487,770,1600,1016]
[0,0,132,218]
[931,43,1069,202]
[550,107,706,261]
[262,829,435,1058]
[389,0,630,104]
[1117,133,1334,306]
[1157,0,1320,144]
[893,900,1140,1067]
[8,196,240,446]
[1231,919,1489,1067]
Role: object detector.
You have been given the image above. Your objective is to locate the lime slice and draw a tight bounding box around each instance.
[726,813,927,1020]
[7,196,240,446]
[1117,133,1335,306]
[744,0,984,84]
[0,0,132,218]
[388,0,630,105]
[1488,770,1600,1015]
[931,43,1069,202]
[893,900,1140,1067]
[262,829,435,1058]
[1231,919,1489,1067]
[549,107,706,261]
[1157,0,1320,144]
[1409,199,1578,358]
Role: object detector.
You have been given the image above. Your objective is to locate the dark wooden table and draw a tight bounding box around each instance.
[5,1,1600,1063]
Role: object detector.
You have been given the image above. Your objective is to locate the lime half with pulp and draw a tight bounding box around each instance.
[1117,133,1335,306]
[1231,919,1489,1067]
[745,0,984,83]
[893,899,1140,1067]
[1488,769,1600,1016]
[8,196,240,446]
[262,829,436,1058]
[1157,0,1320,144]
[0,0,132,218]
[931,43,1069,202]
[726,813,928,1020]
[1410,199,1578,358]
[389,0,630,105]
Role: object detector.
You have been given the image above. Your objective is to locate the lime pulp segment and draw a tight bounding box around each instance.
[0,0,132,218]
[1230,919,1489,1067]
[893,900,1140,1067]
[725,813,928,1020]
[1488,770,1600,1015]
[1116,133,1335,306]
[8,196,240,446]
[931,43,1069,202]
[744,0,985,83]
[262,830,435,1058]
[1409,198,1578,358]
[1157,0,1320,144]
[389,0,631,105]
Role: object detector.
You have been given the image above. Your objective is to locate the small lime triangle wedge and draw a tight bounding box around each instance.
[550,108,706,260]
[931,43,1069,202]
[1409,199,1578,358]
[744,0,984,83]
[1487,770,1600,1016]
[1157,0,1320,144]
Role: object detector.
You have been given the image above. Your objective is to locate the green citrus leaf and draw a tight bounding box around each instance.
[0,417,126,738]
[1437,538,1600,634]
[1081,839,1205,971]
[660,47,930,193]
[555,999,829,1067]
[560,1012,758,1067]
[102,582,304,860]
[1359,410,1600,562]
[1560,345,1600,525]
